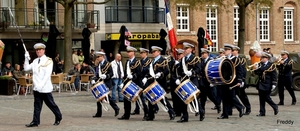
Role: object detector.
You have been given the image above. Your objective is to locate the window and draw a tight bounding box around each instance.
[259,9,270,42]
[206,7,218,52]
[176,6,189,32]
[284,8,294,42]
[233,7,239,42]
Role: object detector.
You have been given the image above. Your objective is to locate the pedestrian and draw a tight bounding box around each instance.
[110,53,124,102]
[78,51,84,65]
[24,43,62,127]
[72,50,79,65]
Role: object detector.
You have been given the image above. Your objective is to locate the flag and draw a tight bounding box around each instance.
[125,39,130,46]
[165,1,177,58]
[205,30,213,46]
[125,27,132,37]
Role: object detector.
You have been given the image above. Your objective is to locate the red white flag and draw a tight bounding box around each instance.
[125,27,132,37]
[125,39,130,46]
[165,1,177,58]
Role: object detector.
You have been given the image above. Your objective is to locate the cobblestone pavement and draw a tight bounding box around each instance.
[0,88,299,131]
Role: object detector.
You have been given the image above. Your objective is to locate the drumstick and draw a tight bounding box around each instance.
[229,84,239,90]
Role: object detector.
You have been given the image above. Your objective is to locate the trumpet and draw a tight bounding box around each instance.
[246,62,261,71]
[274,57,284,65]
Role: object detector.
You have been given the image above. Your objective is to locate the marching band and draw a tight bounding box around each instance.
[22,41,297,127]
[86,42,298,123]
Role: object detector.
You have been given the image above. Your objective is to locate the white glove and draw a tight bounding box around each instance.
[186,71,192,77]
[175,61,179,65]
[240,82,244,88]
[91,80,95,84]
[119,83,124,88]
[142,78,147,85]
[254,63,259,69]
[272,85,276,91]
[100,74,106,79]
[24,51,31,61]
[155,72,161,78]
[175,79,181,85]
[127,75,133,79]
[209,84,215,87]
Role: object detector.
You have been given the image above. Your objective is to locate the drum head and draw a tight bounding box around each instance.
[221,59,234,83]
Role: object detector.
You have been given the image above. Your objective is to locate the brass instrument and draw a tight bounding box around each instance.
[246,62,261,72]
[274,57,284,65]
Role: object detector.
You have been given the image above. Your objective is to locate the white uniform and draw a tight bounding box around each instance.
[24,55,53,93]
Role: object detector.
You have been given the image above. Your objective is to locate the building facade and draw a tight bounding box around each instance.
[169,0,300,56]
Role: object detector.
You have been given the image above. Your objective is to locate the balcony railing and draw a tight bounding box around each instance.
[105,6,165,23]
[0,7,99,30]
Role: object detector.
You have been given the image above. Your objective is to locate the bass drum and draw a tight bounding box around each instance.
[205,58,236,85]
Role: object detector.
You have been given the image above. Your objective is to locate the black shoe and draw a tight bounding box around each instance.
[200,111,205,121]
[118,116,129,120]
[256,114,265,116]
[176,114,181,117]
[170,114,176,120]
[144,116,154,121]
[244,111,251,115]
[130,111,140,115]
[217,115,228,119]
[177,118,188,123]
[274,108,279,115]
[115,109,119,117]
[239,108,244,118]
[291,102,296,105]
[195,112,199,116]
[217,106,221,114]
[228,112,232,116]
[25,122,38,127]
[277,102,284,105]
[53,120,61,126]
[92,114,101,118]
[154,110,158,114]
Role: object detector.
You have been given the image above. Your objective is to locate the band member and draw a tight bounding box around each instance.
[199,48,221,113]
[24,43,62,127]
[217,44,244,119]
[232,46,251,115]
[171,49,185,116]
[175,42,204,122]
[211,48,225,110]
[254,52,278,116]
[142,46,176,121]
[131,48,150,121]
[93,52,120,118]
[277,50,296,105]
[118,46,143,120]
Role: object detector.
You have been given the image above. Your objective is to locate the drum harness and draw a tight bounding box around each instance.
[179,56,200,114]
[121,60,144,110]
[94,62,111,111]
[143,59,169,112]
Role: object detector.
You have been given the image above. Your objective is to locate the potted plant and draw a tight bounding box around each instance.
[0,76,14,95]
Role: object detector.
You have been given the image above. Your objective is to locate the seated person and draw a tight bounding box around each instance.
[2,62,14,76]
[68,63,81,91]
[13,64,23,79]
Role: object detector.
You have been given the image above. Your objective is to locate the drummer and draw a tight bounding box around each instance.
[174,42,204,122]
[142,46,176,121]
[118,46,143,120]
[198,48,221,113]
[217,44,244,119]
[131,48,150,120]
[93,51,120,118]
[171,49,185,117]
